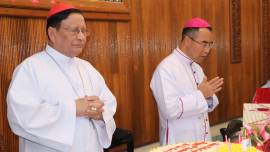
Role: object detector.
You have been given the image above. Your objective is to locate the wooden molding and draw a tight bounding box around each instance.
[230,0,241,63]
[0,0,130,21]
[0,135,8,152]
[262,0,270,80]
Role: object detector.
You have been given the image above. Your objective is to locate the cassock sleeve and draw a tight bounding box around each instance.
[150,67,208,120]
[90,69,116,148]
[206,95,219,112]
[195,64,219,113]
[7,62,76,151]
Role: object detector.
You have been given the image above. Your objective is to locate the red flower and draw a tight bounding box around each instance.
[262,139,270,152]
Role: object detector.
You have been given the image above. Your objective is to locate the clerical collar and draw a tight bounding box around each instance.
[174,47,194,65]
[45,44,74,65]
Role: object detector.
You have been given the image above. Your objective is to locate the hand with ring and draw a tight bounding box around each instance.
[76,96,104,120]
[85,96,104,120]
[90,106,97,111]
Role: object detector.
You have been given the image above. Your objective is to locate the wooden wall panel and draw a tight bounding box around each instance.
[0,0,268,151]
[262,0,270,81]
[0,0,130,20]
[0,17,47,152]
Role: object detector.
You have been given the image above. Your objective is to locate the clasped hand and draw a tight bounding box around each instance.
[76,96,104,120]
[198,76,224,98]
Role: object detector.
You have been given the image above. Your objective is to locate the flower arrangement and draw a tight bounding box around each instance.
[218,143,259,152]
[243,103,270,151]
[242,123,270,151]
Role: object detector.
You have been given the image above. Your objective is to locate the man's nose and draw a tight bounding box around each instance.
[204,47,211,54]
[77,31,86,40]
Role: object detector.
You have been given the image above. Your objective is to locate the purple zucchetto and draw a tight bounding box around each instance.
[184,17,211,28]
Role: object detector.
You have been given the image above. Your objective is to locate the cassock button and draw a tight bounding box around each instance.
[205,119,208,121]
[193,71,196,74]
[206,132,208,134]
[196,83,199,85]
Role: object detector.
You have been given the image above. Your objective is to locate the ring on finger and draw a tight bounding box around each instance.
[90,107,97,111]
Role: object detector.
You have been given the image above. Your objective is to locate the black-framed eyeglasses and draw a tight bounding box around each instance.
[187,35,214,49]
[61,26,90,37]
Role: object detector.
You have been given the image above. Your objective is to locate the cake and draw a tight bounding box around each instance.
[150,141,260,152]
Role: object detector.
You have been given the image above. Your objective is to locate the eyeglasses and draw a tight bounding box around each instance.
[61,26,90,37]
[187,35,214,49]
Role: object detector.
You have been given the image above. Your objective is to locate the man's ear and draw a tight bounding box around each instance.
[48,27,56,43]
[182,36,190,45]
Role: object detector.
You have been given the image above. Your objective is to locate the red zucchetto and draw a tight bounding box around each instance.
[47,3,75,19]
[184,17,211,28]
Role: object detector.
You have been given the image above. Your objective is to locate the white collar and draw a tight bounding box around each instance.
[174,47,194,65]
[45,44,74,66]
